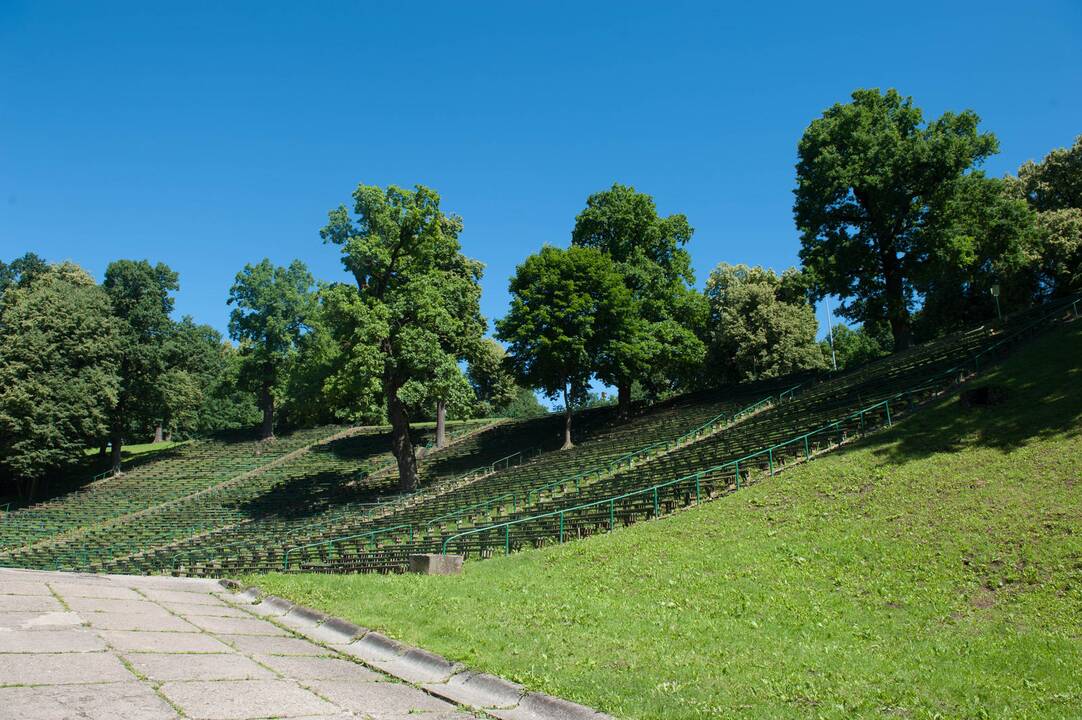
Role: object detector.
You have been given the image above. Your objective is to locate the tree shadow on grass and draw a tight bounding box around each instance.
[861,322,1082,464]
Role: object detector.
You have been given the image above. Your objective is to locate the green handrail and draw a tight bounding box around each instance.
[282,523,414,570]
[425,491,520,528]
[440,388,923,555]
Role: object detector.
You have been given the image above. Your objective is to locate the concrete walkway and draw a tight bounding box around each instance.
[0,568,476,720]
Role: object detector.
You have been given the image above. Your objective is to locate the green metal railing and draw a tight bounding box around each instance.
[524,394,777,506]
[282,523,415,570]
[438,296,1079,557]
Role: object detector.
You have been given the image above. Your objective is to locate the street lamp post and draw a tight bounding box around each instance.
[990,284,1002,321]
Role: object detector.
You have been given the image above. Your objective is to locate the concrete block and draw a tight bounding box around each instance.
[424,670,524,709]
[409,553,464,575]
[368,646,463,684]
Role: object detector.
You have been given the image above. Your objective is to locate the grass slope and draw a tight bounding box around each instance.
[246,322,1082,720]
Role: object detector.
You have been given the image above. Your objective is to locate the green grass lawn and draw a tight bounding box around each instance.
[245,321,1082,720]
[83,440,184,459]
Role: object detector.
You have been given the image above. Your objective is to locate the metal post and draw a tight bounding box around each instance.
[505,525,511,554]
[610,499,615,529]
[824,296,838,371]
[804,435,810,460]
[695,473,701,504]
[653,487,659,517]
[558,513,565,543]
[735,461,741,489]
[885,400,892,427]
[768,449,774,476]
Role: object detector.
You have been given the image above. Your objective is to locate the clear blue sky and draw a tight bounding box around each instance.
[2,1,1080,339]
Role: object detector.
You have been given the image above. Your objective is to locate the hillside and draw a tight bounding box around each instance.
[247,320,1082,719]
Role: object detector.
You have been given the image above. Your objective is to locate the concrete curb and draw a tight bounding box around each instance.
[226,582,616,720]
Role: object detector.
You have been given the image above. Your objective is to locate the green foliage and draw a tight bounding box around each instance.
[249,322,1082,720]
[795,88,998,350]
[571,184,707,404]
[821,323,891,370]
[467,338,518,417]
[914,174,1042,337]
[0,263,120,495]
[496,386,549,419]
[320,183,485,489]
[227,258,317,438]
[1034,208,1082,295]
[705,263,825,382]
[103,259,180,462]
[496,245,634,443]
[0,252,49,309]
[1016,134,1082,212]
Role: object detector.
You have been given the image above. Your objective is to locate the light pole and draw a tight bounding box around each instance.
[824,296,838,372]
[990,284,1002,321]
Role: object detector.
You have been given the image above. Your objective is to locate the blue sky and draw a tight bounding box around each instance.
[2,1,1080,341]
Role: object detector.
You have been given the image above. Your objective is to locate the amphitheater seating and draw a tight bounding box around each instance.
[1,296,1075,576]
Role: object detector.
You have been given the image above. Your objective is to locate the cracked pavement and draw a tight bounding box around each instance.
[0,568,478,720]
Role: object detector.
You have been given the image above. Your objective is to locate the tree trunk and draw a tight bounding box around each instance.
[387,384,419,492]
[617,382,632,420]
[110,427,123,473]
[435,401,447,449]
[163,430,172,443]
[881,240,912,351]
[260,380,275,440]
[561,383,574,450]
[97,440,108,458]
[153,424,163,444]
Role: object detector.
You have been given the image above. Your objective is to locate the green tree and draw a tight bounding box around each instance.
[399,354,475,448]
[571,183,707,414]
[467,338,518,417]
[821,324,890,371]
[103,260,180,471]
[320,184,485,491]
[1010,136,1082,296]
[227,259,316,440]
[496,245,634,449]
[1017,134,1082,212]
[498,386,549,419]
[705,263,825,382]
[795,88,998,350]
[915,174,1042,336]
[0,263,119,500]
[0,252,49,308]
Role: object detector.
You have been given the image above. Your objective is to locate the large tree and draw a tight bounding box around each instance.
[227,259,316,440]
[0,252,49,307]
[320,184,485,491]
[705,263,825,382]
[915,174,1042,336]
[794,88,998,350]
[496,245,634,449]
[1012,135,1082,296]
[103,260,180,471]
[467,338,518,417]
[0,263,119,500]
[571,183,706,415]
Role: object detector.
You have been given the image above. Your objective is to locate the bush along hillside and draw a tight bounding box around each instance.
[246,318,1082,720]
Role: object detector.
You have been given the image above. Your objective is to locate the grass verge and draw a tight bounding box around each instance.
[245,321,1082,720]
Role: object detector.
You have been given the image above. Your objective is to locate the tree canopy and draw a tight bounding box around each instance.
[0,263,119,499]
[320,183,485,490]
[103,260,180,471]
[227,259,316,440]
[795,88,998,350]
[571,184,706,413]
[497,245,634,448]
[705,263,825,383]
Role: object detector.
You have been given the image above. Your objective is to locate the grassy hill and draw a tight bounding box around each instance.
[249,320,1082,719]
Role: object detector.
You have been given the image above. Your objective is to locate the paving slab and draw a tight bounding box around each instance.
[0,681,180,719]
[0,628,106,653]
[49,582,143,600]
[304,679,456,717]
[253,653,384,681]
[0,580,54,596]
[159,679,340,719]
[218,633,327,656]
[0,610,83,630]
[183,614,289,636]
[84,611,199,632]
[98,629,236,653]
[157,600,253,618]
[124,652,276,681]
[0,594,63,612]
[0,651,134,686]
[139,588,228,605]
[65,595,175,615]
